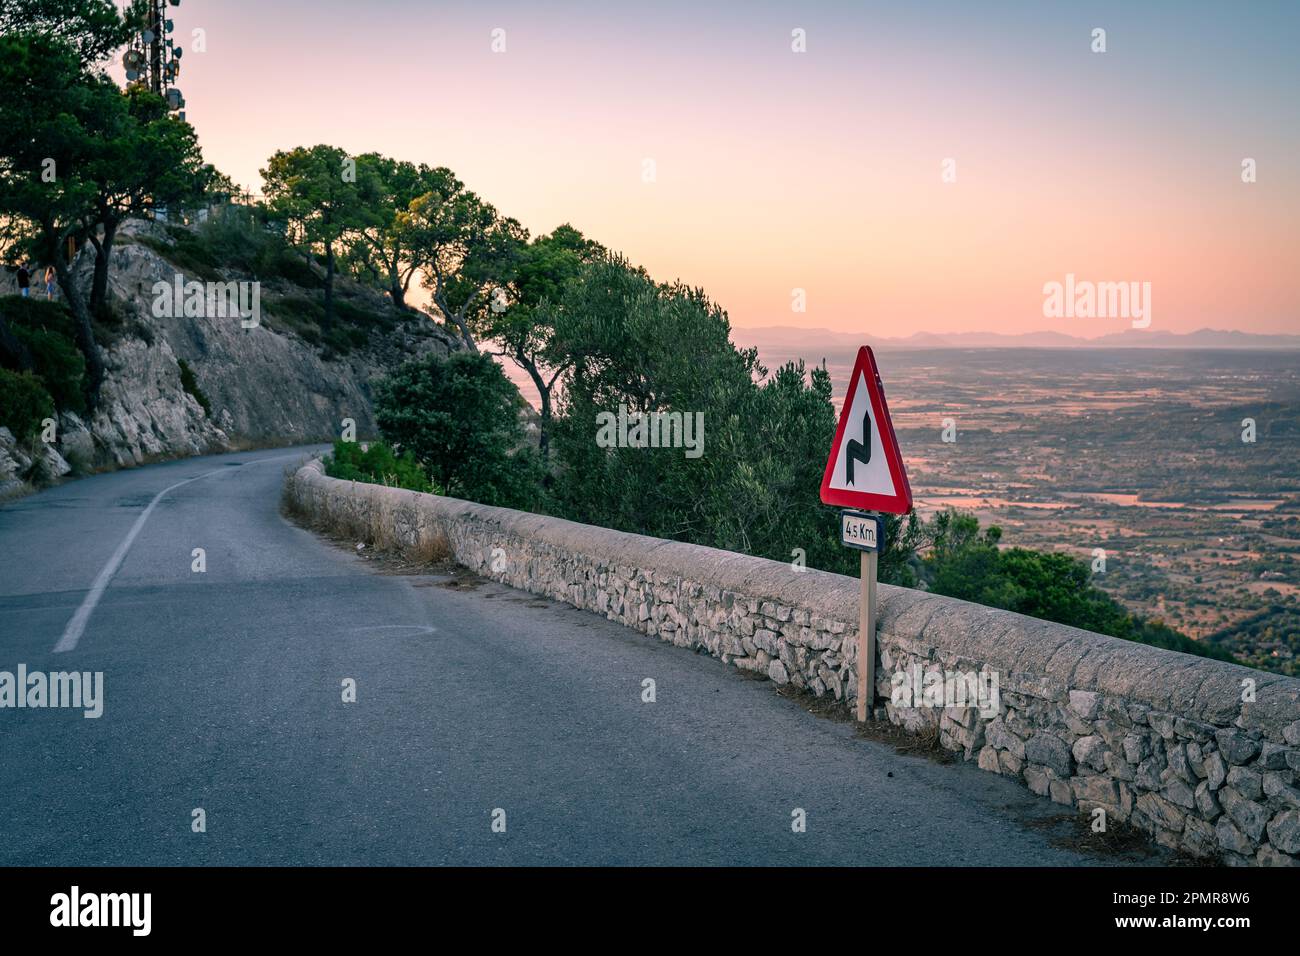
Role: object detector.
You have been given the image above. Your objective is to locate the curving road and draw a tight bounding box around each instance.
[0,447,1132,865]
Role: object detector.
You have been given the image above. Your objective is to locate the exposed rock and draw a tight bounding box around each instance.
[1194,781,1222,820]
[1024,765,1050,797]
[1181,816,1218,858]
[986,718,1026,759]
[1025,733,1072,778]
[1257,844,1299,867]
[1219,787,1270,842]
[1149,713,1176,739]
[1264,777,1300,808]
[1258,742,1290,771]
[1203,751,1228,790]
[1071,775,1118,807]
[1266,810,1300,855]
[1163,778,1196,810]
[1068,690,1100,720]
[1215,819,1253,856]
[1122,733,1149,765]
[1104,752,1136,781]
[1215,729,1260,766]
[998,750,1024,776]
[1136,792,1185,832]
[1174,718,1214,742]
[8,221,459,479]
[1167,743,1196,784]
[1135,756,1165,791]
[1225,766,1263,801]
[977,746,1000,773]
[1072,735,1107,772]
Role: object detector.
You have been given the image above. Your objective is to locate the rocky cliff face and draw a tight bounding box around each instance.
[1,219,459,493]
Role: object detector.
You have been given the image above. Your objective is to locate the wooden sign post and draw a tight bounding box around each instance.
[841,510,883,721]
[859,548,877,722]
[818,347,912,722]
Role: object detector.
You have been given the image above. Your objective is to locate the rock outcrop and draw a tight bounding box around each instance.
[1,218,459,491]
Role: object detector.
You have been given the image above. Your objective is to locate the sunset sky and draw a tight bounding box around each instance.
[130,0,1298,336]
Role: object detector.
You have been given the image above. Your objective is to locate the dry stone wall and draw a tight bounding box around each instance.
[288,459,1300,866]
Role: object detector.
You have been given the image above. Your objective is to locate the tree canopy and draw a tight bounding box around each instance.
[262,144,380,327]
[0,0,131,66]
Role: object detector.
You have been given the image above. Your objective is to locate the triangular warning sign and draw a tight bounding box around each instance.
[819,346,912,514]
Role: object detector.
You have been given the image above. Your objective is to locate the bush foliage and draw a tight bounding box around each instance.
[0,297,85,417]
[0,367,55,440]
[324,438,433,493]
[374,351,544,509]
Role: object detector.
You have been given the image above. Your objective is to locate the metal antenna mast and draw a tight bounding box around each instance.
[122,0,186,120]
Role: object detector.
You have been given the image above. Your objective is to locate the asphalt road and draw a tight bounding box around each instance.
[0,446,1122,866]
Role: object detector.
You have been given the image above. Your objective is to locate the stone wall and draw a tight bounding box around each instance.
[287,459,1300,866]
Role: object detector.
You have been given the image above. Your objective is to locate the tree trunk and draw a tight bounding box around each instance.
[519,353,551,461]
[89,217,117,316]
[448,311,477,352]
[323,242,335,327]
[50,236,104,406]
[385,253,405,312]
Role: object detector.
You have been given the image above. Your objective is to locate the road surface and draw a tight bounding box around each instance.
[0,447,1130,865]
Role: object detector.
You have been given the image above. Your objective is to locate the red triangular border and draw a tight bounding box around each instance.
[818,346,913,514]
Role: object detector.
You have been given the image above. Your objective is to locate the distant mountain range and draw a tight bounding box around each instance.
[731,326,1300,352]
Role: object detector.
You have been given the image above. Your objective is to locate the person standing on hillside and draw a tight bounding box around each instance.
[44,265,55,300]
[16,261,30,297]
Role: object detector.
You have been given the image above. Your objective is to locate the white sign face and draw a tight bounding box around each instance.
[827,368,898,500]
[840,511,882,552]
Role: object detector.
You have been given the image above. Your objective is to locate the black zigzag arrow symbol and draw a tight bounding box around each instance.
[845,406,872,485]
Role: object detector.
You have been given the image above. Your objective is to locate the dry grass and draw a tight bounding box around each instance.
[281,473,456,573]
[408,522,453,565]
[1026,811,1218,866]
[771,682,958,764]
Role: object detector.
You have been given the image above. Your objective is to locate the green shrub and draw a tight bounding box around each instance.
[262,293,323,345]
[375,351,545,509]
[334,298,396,333]
[261,247,323,288]
[136,230,223,282]
[191,209,268,274]
[0,368,55,440]
[176,358,211,416]
[324,439,433,493]
[136,214,326,291]
[918,509,1235,664]
[0,295,76,338]
[263,293,398,358]
[10,326,85,413]
[0,298,86,412]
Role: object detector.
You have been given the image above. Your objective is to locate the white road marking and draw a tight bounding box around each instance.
[53,452,309,654]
